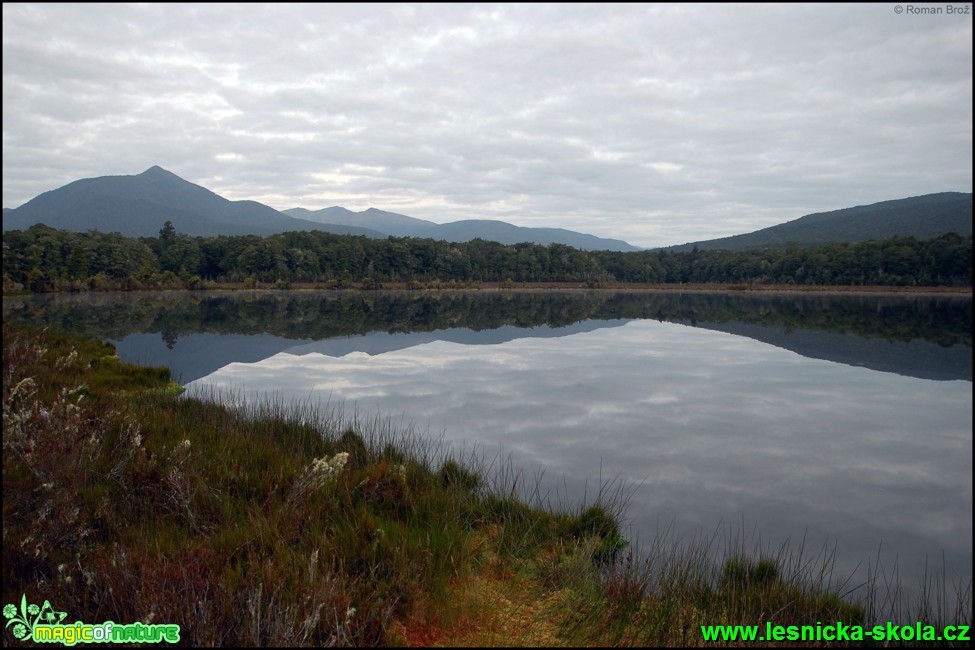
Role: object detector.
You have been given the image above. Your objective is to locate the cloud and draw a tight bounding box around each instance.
[3,4,971,247]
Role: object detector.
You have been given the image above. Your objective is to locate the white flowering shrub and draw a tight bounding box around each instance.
[289,452,350,504]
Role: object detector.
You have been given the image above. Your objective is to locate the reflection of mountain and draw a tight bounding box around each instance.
[113,333,309,385]
[685,322,972,382]
[114,314,971,385]
[113,320,628,384]
[284,321,629,356]
[6,290,971,383]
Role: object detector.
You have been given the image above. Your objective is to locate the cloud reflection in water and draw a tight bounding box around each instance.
[187,318,972,593]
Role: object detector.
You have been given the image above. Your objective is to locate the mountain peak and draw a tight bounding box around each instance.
[139,165,176,178]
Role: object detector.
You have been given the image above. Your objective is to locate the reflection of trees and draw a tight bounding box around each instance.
[4,290,971,349]
[161,328,179,350]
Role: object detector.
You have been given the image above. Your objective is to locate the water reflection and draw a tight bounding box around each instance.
[3,290,971,383]
[3,289,972,603]
[185,316,972,604]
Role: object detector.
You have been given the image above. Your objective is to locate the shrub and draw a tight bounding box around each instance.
[721,555,781,590]
[439,459,481,492]
[568,505,627,563]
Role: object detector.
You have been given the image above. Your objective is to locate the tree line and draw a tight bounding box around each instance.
[3,221,971,292]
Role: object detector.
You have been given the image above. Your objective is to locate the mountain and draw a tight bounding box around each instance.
[285,207,642,252]
[285,206,438,237]
[4,167,640,249]
[663,192,972,252]
[414,219,640,251]
[2,166,385,238]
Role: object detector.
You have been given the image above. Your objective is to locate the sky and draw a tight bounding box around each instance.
[2,3,972,248]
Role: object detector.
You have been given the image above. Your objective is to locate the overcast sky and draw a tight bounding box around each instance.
[3,3,972,247]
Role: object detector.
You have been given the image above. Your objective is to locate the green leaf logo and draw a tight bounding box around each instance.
[3,594,65,642]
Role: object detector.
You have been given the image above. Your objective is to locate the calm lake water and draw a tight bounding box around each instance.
[5,289,972,608]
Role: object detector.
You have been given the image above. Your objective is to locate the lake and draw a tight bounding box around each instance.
[4,289,971,611]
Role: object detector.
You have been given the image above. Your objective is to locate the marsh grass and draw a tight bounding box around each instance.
[3,323,971,646]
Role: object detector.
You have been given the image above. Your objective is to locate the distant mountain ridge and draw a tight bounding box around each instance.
[285,206,641,251]
[284,206,438,237]
[662,192,972,252]
[2,167,640,251]
[5,168,968,252]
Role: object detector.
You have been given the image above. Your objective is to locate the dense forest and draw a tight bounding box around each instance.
[2,222,971,292]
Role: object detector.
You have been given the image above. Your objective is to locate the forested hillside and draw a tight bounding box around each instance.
[664,192,972,252]
[2,222,971,293]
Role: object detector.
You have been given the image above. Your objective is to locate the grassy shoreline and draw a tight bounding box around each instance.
[4,281,973,299]
[3,323,970,646]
